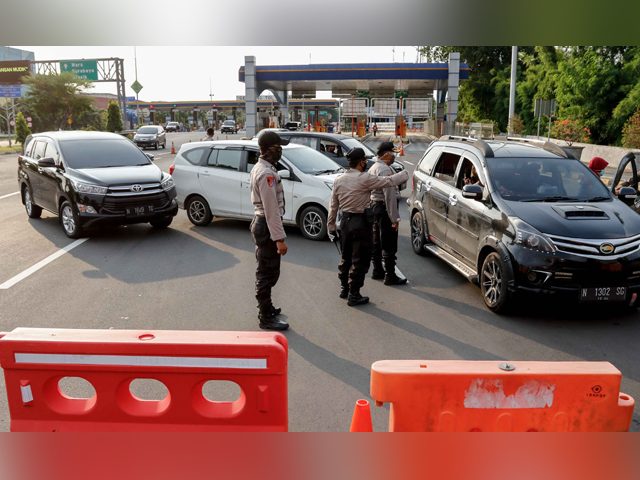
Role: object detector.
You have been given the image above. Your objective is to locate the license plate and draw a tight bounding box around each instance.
[579,286,627,302]
[125,205,153,217]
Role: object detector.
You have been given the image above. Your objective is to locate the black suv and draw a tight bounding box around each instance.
[276,131,406,189]
[408,136,640,313]
[18,131,178,238]
[134,125,166,150]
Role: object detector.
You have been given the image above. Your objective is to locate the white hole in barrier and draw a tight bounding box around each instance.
[129,378,169,401]
[58,377,96,399]
[202,380,242,403]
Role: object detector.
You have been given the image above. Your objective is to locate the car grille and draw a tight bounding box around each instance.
[547,233,640,259]
[101,191,171,214]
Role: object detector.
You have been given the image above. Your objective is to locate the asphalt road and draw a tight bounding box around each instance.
[0,130,638,432]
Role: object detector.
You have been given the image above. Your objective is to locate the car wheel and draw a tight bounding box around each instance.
[186,195,213,226]
[60,200,83,238]
[154,142,159,150]
[150,215,173,229]
[300,206,327,241]
[411,211,428,255]
[23,186,42,219]
[480,252,512,313]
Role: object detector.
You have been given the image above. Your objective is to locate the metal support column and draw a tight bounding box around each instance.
[244,56,257,138]
[447,52,460,135]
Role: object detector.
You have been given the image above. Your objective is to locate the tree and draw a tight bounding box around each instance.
[622,108,640,148]
[551,117,591,146]
[15,111,31,144]
[22,72,95,131]
[106,101,123,132]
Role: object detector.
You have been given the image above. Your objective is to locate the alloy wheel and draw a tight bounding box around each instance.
[481,258,502,307]
[189,200,206,223]
[303,211,323,238]
[61,205,76,234]
[411,213,423,251]
[25,189,32,215]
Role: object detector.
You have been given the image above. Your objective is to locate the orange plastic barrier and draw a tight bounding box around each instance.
[0,328,288,432]
[368,360,634,432]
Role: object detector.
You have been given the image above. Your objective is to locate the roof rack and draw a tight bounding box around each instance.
[502,136,569,158]
[438,135,494,158]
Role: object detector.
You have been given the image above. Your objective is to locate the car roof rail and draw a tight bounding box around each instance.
[438,135,494,158]
[503,136,570,158]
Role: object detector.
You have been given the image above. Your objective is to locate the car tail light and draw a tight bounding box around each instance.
[412,175,415,191]
[169,163,175,175]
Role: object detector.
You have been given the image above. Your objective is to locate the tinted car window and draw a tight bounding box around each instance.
[33,140,47,160]
[417,147,441,175]
[341,138,376,157]
[282,147,342,174]
[433,151,462,185]
[487,157,611,201]
[288,136,317,148]
[183,147,209,165]
[138,126,159,134]
[215,149,242,170]
[46,142,61,165]
[245,150,259,173]
[58,139,151,169]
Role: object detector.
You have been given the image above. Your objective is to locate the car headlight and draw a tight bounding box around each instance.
[512,218,556,254]
[161,175,175,191]
[70,179,108,195]
[323,181,333,190]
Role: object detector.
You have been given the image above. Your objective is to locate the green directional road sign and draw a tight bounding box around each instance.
[131,80,143,94]
[60,60,98,81]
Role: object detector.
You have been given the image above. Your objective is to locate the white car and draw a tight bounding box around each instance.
[170,140,343,240]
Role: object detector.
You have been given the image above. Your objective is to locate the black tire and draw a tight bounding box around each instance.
[186,195,213,226]
[150,215,173,229]
[410,210,428,256]
[23,185,42,219]
[299,205,327,241]
[59,200,83,238]
[480,252,512,313]
[154,142,159,150]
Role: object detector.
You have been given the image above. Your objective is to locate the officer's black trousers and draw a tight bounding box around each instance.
[371,202,398,275]
[338,214,372,295]
[251,216,281,314]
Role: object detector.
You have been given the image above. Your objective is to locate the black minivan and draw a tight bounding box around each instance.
[18,131,178,238]
[408,136,640,313]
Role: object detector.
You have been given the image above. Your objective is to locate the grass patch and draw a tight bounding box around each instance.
[0,145,22,154]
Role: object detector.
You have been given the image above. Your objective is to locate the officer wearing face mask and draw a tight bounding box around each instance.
[250,131,290,330]
[327,147,409,306]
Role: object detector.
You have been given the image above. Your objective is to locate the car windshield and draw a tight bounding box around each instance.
[223,121,235,125]
[341,137,376,157]
[282,146,342,174]
[487,157,612,202]
[137,127,158,134]
[59,139,152,169]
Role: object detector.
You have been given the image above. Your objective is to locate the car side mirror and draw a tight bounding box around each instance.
[145,153,155,161]
[278,169,291,180]
[618,186,637,205]
[462,184,483,201]
[37,157,56,168]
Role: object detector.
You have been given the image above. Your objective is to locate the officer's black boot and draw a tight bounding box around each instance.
[347,292,369,307]
[339,285,349,299]
[371,262,385,280]
[258,305,289,331]
[383,256,407,285]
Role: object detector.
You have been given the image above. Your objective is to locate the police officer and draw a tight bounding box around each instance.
[327,148,409,306]
[370,141,407,285]
[250,131,290,330]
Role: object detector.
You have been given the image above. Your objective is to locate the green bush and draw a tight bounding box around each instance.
[15,112,31,145]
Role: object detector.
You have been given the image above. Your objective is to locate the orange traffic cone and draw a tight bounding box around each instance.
[170,142,176,154]
[349,399,373,432]
[399,141,405,157]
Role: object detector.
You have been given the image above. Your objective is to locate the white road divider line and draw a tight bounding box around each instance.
[0,238,89,290]
[402,161,414,165]
[0,191,19,200]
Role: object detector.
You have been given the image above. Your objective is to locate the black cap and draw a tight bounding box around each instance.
[258,130,289,149]
[377,141,396,156]
[346,147,371,161]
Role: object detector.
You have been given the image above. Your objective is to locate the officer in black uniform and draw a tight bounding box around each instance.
[327,148,409,306]
[249,131,290,330]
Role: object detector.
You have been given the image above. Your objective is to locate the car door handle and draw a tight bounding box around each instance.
[449,193,458,206]
[200,170,211,176]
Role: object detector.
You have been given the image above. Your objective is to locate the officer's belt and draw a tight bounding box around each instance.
[341,211,366,219]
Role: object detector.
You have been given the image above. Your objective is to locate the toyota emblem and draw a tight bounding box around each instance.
[131,184,143,192]
[599,243,615,255]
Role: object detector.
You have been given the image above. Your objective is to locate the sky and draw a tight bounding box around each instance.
[12,46,422,102]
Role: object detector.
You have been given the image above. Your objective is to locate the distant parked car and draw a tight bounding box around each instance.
[285,121,301,131]
[18,131,178,238]
[134,125,166,150]
[165,121,180,132]
[221,120,238,134]
[170,140,343,240]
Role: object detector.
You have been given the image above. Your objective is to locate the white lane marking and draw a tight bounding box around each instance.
[402,161,414,165]
[0,191,19,200]
[0,238,89,290]
[15,353,267,369]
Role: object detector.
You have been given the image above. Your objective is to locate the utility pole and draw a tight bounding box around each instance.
[507,46,518,135]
